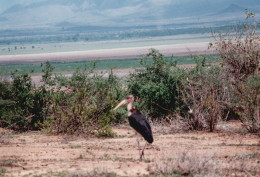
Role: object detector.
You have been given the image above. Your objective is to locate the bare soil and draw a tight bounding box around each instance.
[0,120,259,176]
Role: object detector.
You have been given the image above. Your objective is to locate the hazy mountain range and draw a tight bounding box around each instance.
[0,0,260,30]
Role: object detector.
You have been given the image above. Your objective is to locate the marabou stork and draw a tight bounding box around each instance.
[113,95,153,160]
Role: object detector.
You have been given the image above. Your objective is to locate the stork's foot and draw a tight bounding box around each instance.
[139,150,145,161]
[139,142,148,161]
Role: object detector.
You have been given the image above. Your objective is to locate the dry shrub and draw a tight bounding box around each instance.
[180,63,227,132]
[212,14,260,134]
[213,23,259,82]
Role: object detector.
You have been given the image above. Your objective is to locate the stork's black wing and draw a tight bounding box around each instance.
[128,110,153,143]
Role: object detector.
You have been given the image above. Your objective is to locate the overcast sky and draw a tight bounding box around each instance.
[0,0,256,14]
[0,0,259,28]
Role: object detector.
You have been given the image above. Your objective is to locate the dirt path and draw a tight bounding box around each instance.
[0,121,259,176]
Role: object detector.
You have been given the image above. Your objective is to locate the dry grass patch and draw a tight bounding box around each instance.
[149,149,260,176]
[149,150,217,176]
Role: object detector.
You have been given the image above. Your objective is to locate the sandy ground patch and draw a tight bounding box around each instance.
[0,120,259,176]
[0,42,215,64]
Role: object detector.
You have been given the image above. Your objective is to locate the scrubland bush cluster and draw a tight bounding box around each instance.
[0,62,127,136]
[0,16,259,135]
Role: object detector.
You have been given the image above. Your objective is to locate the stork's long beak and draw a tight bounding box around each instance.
[113,99,128,110]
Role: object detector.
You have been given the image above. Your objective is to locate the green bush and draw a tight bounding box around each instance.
[128,49,184,119]
[0,80,16,128]
[0,62,54,131]
[0,72,36,130]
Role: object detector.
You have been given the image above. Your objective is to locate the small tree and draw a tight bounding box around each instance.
[212,12,260,134]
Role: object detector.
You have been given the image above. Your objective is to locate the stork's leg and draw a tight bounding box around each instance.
[136,134,141,156]
[140,142,148,161]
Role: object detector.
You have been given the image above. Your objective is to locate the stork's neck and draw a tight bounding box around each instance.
[127,102,133,117]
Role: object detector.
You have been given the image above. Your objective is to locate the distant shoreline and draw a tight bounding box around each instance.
[0,41,215,65]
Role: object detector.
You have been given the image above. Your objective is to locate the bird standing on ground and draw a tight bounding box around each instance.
[113,95,153,160]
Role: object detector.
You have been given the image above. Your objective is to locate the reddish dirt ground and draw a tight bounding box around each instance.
[0,120,259,176]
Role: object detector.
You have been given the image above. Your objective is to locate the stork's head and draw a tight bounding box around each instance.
[113,95,134,110]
